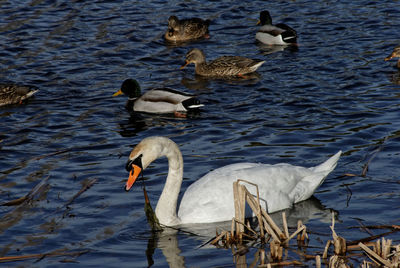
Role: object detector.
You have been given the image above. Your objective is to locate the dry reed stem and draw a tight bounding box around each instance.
[233,181,244,236]
[316,255,321,268]
[258,260,303,267]
[237,179,285,240]
[329,255,349,268]
[323,240,331,259]
[358,242,392,267]
[330,211,347,256]
[282,225,306,244]
[270,240,283,261]
[282,212,289,240]
[210,231,228,246]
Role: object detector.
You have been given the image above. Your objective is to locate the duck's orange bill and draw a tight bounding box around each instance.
[385,54,394,61]
[180,61,189,70]
[125,164,142,191]
[112,89,123,97]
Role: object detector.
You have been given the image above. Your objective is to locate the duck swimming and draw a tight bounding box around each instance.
[0,83,38,107]
[113,79,203,116]
[180,48,265,77]
[385,45,400,68]
[256,10,297,46]
[123,136,342,226]
[165,15,210,42]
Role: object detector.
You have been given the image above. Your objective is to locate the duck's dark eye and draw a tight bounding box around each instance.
[125,154,143,172]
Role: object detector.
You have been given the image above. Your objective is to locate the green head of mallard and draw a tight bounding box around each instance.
[113,79,142,99]
[258,10,272,26]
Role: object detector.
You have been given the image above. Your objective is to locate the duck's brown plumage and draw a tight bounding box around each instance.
[180,48,265,77]
[165,16,210,42]
[385,45,400,68]
[0,84,38,107]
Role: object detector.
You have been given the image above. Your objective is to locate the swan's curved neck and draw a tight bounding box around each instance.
[154,138,184,226]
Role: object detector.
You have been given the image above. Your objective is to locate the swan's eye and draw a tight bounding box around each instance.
[125,159,134,172]
[125,154,143,172]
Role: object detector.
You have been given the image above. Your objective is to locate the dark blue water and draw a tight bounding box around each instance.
[1,0,400,267]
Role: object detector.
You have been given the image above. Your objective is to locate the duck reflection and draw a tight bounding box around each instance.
[145,196,336,267]
[180,72,261,91]
[118,109,202,138]
[387,70,400,85]
[256,42,299,56]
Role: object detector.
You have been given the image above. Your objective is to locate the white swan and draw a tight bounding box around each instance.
[124,136,341,226]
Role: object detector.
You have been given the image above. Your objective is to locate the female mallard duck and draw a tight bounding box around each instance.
[113,79,203,116]
[0,83,38,107]
[256,10,297,46]
[123,136,342,226]
[385,45,400,68]
[164,15,210,42]
[180,48,265,77]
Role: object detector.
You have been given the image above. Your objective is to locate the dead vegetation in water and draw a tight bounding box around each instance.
[209,179,400,267]
[0,176,98,264]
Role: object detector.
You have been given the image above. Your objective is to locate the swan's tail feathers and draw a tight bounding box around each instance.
[290,150,342,203]
[310,150,342,175]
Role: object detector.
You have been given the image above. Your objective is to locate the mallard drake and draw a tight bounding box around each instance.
[113,79,203,116]
[0,83,38,107]
[385,45,400,68]
[164,15,210,42]
[123,136,342,226]
[256,10,297,46]
[180,48,265,77]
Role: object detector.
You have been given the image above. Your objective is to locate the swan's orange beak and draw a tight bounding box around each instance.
[180,60,189,69]
[125,164,142,191]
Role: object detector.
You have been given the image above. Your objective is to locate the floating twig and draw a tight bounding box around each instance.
[64,178,98,207]
[1,176,50,206]
[0,250,88,263]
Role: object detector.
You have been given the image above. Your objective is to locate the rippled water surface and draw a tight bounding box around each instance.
[1,0,400,267]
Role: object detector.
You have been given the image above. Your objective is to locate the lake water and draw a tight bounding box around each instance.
[1,0,400,267]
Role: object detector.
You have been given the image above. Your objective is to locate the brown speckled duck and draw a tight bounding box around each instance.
[385,45,400,68]
[180,48,265,77]
[164,16,210,42]
[0,83,38,107]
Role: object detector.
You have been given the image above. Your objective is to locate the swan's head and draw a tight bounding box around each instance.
[124,137,165,191]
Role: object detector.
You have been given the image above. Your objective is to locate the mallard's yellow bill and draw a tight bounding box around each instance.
[113,89,123,97]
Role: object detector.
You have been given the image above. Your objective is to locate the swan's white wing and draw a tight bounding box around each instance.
[178,163,317,224]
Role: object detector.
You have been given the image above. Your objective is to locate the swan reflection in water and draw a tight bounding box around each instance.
[145,197,337,267]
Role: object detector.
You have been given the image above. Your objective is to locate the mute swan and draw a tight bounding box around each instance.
[180,48,265,77]
[124,136,341,226]
[256,10,298,46]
